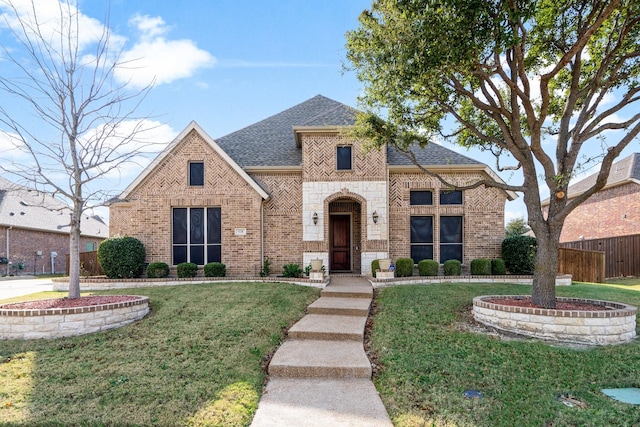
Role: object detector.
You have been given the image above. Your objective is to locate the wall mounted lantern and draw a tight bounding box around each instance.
[312,212,318,225]
[372,210,379,224]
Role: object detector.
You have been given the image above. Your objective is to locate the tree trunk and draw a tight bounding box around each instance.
[530,227,562,308]
[68,206,82,299]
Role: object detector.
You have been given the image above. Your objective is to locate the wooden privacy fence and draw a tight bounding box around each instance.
[65,251,104,276]
[557,247,605,283]
[561,234,640,278]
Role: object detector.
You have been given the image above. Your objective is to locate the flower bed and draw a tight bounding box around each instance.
[473,295,637,345]
[0,295,149,340]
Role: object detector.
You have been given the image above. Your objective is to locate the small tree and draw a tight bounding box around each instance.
[505,218,531,238]
[0,1,155,298]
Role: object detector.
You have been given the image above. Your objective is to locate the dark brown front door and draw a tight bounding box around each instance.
[330,215,351,271]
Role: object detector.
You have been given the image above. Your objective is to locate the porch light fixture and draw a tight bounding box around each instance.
[372,210,379,224]
[312,212,318,225]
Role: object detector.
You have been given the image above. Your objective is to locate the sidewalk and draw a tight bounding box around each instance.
[251,276,392,427]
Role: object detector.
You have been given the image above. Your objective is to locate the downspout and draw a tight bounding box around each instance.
[386,166,390,258]
[260,199,264,274]
[5,226,11,276]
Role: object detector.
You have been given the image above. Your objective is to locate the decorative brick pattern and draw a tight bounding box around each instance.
[388,172,506,264]
[472,295,637,345]
[0,296,149,340]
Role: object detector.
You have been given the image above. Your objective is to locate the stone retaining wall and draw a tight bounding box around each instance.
[371,274,572,288]
[0,296,149,340]
[473,295,637,345]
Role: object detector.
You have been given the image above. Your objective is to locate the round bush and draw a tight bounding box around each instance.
[97,236,146,279]
[395,258,414,277]
[470,258,491,275]
[501,236,537,274]
[204,262,226,277]
[418,259,439,276]
[147,262,169,278]
[177,262,198,278]
[443,259,461,276]
[371,259,380,278]
[491,258,506,275]
[282,264,303,278]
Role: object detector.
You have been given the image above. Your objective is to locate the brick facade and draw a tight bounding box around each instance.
[558,182,640,242]
[0,226,101,275]
[110,125,510,276]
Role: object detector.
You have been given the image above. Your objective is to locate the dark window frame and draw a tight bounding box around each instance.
[439,215,463,263]
[410,215,434,263]
[172,207,221,265]
[336,146,353,171]
[440,190,463,205]
[189,161,204,186]
[410,190,433,206]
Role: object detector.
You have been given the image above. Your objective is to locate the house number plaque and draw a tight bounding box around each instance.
[234,228,247,236]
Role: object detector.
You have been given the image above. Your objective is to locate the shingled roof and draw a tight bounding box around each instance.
[216,94,482,168]
[563,153,640,200]
[0,177,107,238]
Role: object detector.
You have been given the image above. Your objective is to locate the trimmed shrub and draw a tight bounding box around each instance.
[470,258,491,275]
[443,259,462,276]
[177,262,198,278]
[146,262,169,278]
[501,235,537,274]
[282,264,303,278]
[371,259,380,278]
[395,258,414,277]
[97,236,146,279]
[491,258,507,275]
[418,259,439,276]
[259,257,272,277]
[204,262,226,277]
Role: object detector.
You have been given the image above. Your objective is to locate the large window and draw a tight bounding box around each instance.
[189,162,204,186]
[410,190,433,205]
[410,216,433,262]
[336,146,352,170]
[440,216,462,262]
[172,207,221,265]
[440,190,462,205]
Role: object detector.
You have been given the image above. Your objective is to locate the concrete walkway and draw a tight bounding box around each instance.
[251,276,393,427]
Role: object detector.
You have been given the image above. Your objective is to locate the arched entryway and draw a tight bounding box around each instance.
[327,198,363,273]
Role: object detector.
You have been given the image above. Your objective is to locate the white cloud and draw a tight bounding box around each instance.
[114,14,215,89]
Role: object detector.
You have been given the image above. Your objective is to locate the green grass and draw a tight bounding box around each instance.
[0,282,319,426]
[371,283,640,427]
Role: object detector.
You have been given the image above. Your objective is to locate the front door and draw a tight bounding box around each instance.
[330,215,351,271]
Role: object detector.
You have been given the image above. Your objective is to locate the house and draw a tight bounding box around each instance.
[109,95,516,276]
[544,153,640,243]
[0,177,108,275]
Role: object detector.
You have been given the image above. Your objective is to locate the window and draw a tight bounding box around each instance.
[410,190,433,205]
[410,216,433,262]
[440,190,462,205]
[85,242,95,252]
[189,162,204,186]
[336,146,352,170]
[172,207,221,265]
[440,216,462,262]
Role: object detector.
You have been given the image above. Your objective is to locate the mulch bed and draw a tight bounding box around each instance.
[1,295,139,310]
[485,297,610,311]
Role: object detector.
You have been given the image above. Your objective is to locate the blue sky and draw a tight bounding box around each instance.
[1,1,637,224]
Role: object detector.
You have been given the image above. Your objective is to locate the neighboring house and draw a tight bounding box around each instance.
[0,177,108,275]
[109,95,516,276]
[543,153,640,243]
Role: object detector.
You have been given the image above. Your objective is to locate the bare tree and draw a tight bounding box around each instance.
[0,0,156,298]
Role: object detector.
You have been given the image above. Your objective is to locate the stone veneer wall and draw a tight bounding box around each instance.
[109,130,264,276]
[388,171,507,264]
[473,295,637,345]
[556,182,640,242]
[0,297,149,340]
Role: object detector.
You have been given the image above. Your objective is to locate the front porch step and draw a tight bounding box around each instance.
[321,284,372,299]
[268,340,372,378]
[288,314,367,341]
[307,297,371,316]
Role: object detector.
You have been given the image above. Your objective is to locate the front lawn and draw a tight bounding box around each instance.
[371,283,640,427]
[0,282,319,426]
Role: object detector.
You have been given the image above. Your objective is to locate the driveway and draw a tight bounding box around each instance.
[0,277,54,300]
